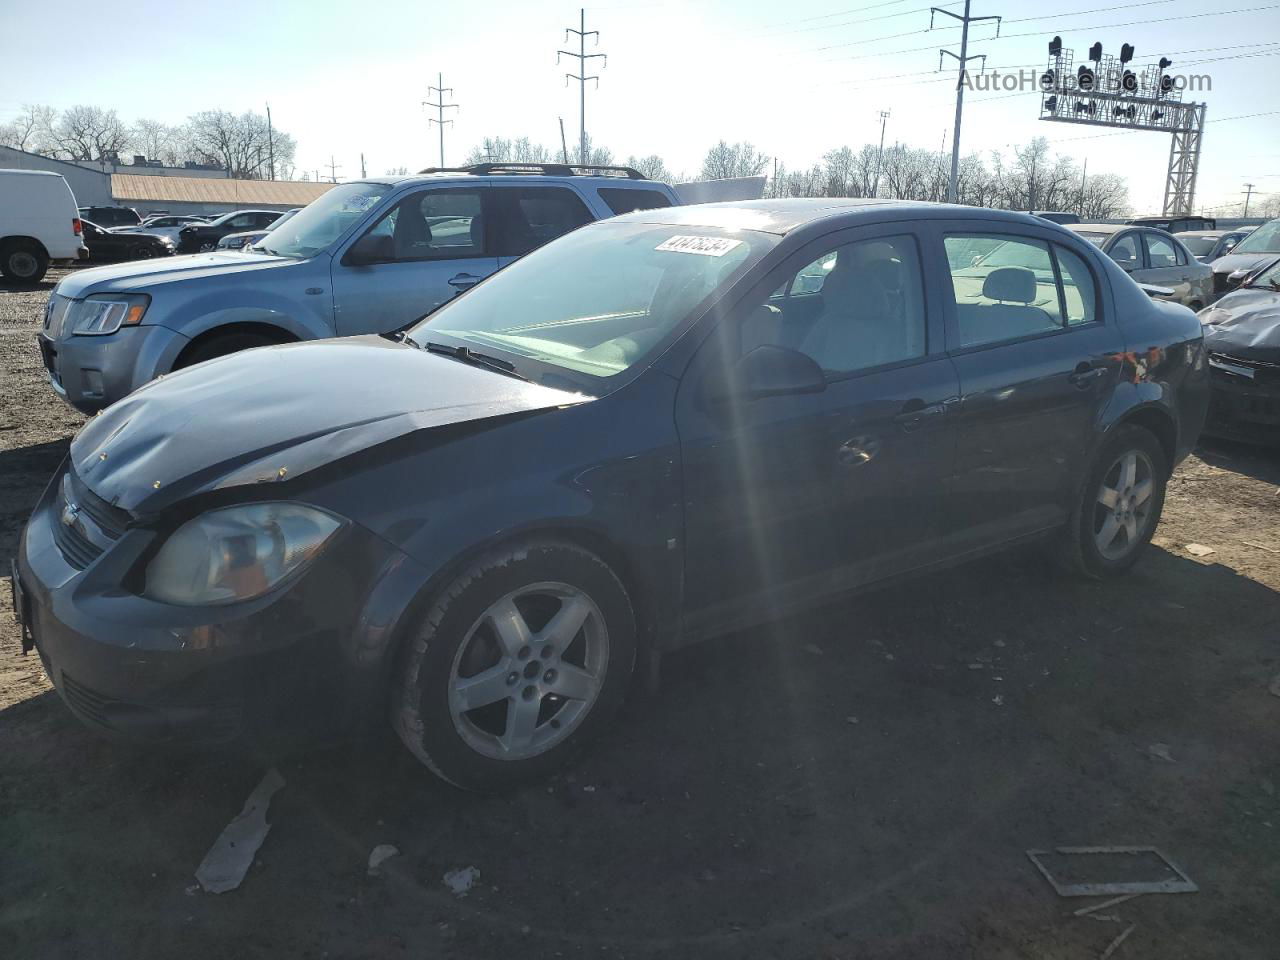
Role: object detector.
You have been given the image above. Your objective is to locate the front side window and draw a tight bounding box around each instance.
[1108,233,1141,267]
[1233,219,1280,254]
[358,189,486,262]
[945,234,1063,347]
[1180,236,1217,257]
[1145,233,1178,268]
[743,235,926,375]
[492,187,593,257]
[413,222,774,385]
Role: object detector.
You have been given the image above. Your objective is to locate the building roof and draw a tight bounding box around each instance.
[110,174,336,206]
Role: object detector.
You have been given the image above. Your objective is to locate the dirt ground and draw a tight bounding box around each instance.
[1,268,1278,959]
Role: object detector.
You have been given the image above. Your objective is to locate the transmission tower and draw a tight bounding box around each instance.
[558,8,606,166]
[424,74,458,168]
[932,1,1002,204]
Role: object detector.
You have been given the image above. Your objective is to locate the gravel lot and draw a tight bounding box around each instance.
[2,268,1278,959]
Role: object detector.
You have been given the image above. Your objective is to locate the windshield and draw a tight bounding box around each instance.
[1234,219,1280,254]
[1180,236,1217,256]
[411,221,776,387]
[257,183,390,257]
[1245,259,1280,289]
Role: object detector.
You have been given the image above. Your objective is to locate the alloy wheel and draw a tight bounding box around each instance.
[1093,449,1156,561]
[448,582,609,761]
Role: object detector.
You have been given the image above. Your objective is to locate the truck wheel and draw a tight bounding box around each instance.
[392,540,637,791]
[1056,424,1168,579]
[175,332,278,369]
[0,240,49,284]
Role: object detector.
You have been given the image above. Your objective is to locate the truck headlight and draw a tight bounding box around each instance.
[145,503,343,606]
[72,294,150,336]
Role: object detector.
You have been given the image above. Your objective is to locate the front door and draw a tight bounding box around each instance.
[1138,231,1194,304]
[937,224,1125,548]
[330,186,498,336]
[677,227,959,634]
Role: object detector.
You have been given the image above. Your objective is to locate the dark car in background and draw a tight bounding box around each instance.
[78,205,142,228]
[1067,223,1212,309]
[215,207,300,250]
[1199,257,1280,444]
[1128,215,1216,233]
[1175,228,1252,264]
[1030,211,1081,225]
[177,209,283,253]
[1208,218,1280,298]
[81,220,174,261]
[14,199,1208,791]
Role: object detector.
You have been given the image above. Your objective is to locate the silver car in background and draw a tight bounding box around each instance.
[1067,223,1213,309]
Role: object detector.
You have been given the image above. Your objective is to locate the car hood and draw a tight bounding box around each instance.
[55,251,303,297]
[1200,287,1280,364]
[69,337,589,515]
[1209,252,1278,275]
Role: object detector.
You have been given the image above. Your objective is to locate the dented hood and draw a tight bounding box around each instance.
[1201,287,1280,365]
[70,337,588,515]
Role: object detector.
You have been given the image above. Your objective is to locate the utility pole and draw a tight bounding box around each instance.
[1243,182,1256,217]
[265,103,275,180]
[326,156,341,183]
[423,73,458,168]
[931,1,1001,204]
[558,8,606,166]
[872,110,890,198]
[1079,158,1088,212]
[558,117,570,164]
[360,153,367,178]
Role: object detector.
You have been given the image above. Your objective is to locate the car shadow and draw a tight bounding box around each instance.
[0,438,70,563]
[1197,437,1280,485]
[2,542,1278,958]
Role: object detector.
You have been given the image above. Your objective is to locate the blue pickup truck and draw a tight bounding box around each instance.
[37,164,678,413]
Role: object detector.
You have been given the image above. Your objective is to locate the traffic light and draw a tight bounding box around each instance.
[1049,36,1062,57]
[1044,95,1058,112]
[1041,69,1056,89]
[1122,70,1137,92]
[1120,43,1135,64]
[1160,74,1174,94]
[1088,42,1103,61]
[1077,65,1095,91]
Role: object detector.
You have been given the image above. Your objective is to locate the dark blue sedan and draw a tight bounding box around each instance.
[14,199,1209,790]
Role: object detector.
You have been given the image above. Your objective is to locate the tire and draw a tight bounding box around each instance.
[391,540,637,791]
[175,332,278,369]
[199,242,216,252]
[129,244,156,260]
[1057,424,1168,579]
[1188,300,1203,311]
[0,240,49,285]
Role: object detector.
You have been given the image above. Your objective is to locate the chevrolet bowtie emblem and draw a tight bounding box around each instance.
[60,502,80,528]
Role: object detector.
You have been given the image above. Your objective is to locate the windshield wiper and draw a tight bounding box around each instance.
[423,341,531,382]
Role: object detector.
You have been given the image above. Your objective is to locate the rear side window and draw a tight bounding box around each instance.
[598,188,673,216]
[492,186,593,257]
[1109,233,1140,267]
[944,234,1063,348]
[1145,233,1178,268]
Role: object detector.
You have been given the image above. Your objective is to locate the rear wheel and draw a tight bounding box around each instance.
[392,540,637,791]
[1057,424,1168,578]
[0,240,49,284]
[129,244,156,260]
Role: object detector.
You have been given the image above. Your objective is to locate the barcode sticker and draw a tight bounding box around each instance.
[654,235,743,257]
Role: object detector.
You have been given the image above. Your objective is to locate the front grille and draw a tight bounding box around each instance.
[60,671,113,728]
[59,671,244,743]
[50,470,129,570]
[38,336,59,385]
[1209,355,1280,426]
[1213,273,1230,295]
[43,294,72,338]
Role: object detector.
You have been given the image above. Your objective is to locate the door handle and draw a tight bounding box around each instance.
[893,399,948,429]
[1068,363,1107,387]
[448,273,481,290]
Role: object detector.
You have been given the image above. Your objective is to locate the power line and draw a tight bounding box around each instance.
[423,73,458,168]
[933,0,1003,204]
[558,7,606,166]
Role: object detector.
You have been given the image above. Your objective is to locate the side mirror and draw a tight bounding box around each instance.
[707,344,827,405]
[345,233,390,265]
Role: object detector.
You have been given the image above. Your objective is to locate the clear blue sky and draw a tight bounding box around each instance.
[2,0,1277,213]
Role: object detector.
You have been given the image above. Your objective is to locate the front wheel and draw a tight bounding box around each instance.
[0,240,49,284]
[1058,424,1168,578]
[392,541,637,791]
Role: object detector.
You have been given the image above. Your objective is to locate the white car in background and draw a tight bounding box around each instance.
[111,215,211,246]
[0,168,88,283]
[216,208,301,250]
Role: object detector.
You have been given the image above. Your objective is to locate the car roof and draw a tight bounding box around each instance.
[1067,223,1131,234]
[1174,229,1233,238]
[608,198,1050,235]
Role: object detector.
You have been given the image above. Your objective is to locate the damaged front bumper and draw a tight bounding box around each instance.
[1204,353,1280,444]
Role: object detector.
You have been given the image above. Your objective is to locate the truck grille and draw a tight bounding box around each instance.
[43,294,72,338]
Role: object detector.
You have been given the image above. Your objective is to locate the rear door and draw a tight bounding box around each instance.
[677,225,959,631]
[330,185,498,335]
[1138,231,1189,298]
[936,222,1124,549]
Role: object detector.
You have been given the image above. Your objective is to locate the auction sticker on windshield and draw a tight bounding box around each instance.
[655,236,744,257]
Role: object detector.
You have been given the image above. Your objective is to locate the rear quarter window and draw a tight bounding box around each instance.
[598,188,674,216]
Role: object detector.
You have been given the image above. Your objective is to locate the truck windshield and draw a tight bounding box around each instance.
[257,183,389,258]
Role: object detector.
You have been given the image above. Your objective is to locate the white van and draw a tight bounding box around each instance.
[0,169,88,284]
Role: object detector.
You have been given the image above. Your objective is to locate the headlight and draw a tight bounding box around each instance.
[71,294,150,336]
[145,502,343,606]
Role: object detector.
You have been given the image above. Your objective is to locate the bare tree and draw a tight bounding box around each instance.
[385,165,410,176]
[52,105,130,161]
[0,104,57,153]
[185,109,294,178]
[130,119,179,164]
[626,154,672,182]
[700,140,769,181]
